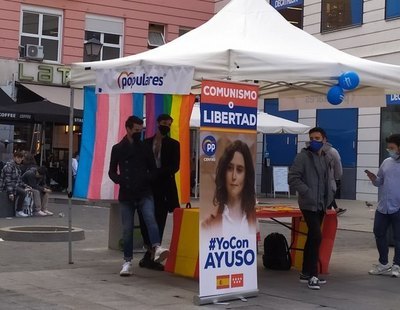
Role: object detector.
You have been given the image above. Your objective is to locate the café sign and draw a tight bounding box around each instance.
[18,62,70,86]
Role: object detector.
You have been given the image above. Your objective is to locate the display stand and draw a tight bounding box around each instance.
[272,166,290,198]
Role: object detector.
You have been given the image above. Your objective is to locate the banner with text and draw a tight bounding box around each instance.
[95,65,194,95]
[199,80,258,299]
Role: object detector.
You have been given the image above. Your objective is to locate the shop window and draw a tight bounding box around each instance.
[380,105,400,164]
[386,0,400,20]
[270,0,304,29]
[321,0,363,32]
[20,6,62,62]
[148,24,166,48]
[84,15,123,62]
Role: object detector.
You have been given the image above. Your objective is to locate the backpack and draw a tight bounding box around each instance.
[263,232,291,270]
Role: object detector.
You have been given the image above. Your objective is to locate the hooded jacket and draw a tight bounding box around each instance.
[288,147,335,212]
[0,160,26,195]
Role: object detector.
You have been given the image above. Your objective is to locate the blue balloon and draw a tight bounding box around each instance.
[327,85,344,105]
[338,71,360,90]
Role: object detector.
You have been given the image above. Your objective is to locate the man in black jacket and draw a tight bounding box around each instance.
[139,114,180,270]
[22,166,53,216]
[108,116,169,276]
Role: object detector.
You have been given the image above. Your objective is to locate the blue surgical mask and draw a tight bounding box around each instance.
[309,140,324,152]
[387,149,400,160]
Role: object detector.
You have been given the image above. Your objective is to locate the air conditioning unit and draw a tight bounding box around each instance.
[24,44,44,60]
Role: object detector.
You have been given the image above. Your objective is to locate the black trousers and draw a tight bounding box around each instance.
[301,209,325,277]
[139,190,168,248]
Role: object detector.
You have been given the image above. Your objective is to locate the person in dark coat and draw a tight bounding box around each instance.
[22,166,53,216]
[108,115,169,276]
[288,127,334,290]
[139,114,180,270]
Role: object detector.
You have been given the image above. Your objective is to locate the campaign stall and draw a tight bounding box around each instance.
[69,0,400,305]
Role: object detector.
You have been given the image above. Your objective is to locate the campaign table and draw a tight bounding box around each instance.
[164,205,337,278]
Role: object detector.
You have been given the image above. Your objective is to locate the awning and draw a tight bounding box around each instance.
[0,100,83,124]
[19,83,84,110]
[0,88,15,106]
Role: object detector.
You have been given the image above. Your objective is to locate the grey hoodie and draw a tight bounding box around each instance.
[288,147,335,212]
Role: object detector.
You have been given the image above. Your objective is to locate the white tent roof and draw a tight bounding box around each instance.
[189,104,309,134]
[71,0,400,95]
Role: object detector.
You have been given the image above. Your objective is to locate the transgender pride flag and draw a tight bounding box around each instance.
[74,87,194,203]
[74,86,144,200]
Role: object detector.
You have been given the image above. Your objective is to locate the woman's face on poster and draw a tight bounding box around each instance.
[225,151,245,200]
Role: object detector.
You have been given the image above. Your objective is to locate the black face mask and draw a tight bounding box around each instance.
[158,125,170,136]
[132,132,142,143]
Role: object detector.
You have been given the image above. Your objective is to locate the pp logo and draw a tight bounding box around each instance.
[202,135,217,157]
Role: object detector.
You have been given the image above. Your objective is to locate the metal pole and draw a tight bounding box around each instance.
[68,87,74,264]
[194,129,200,198]
[40,122,45,166]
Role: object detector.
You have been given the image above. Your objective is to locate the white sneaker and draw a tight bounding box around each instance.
[154,246,169,263]
[119,261,133,276]
[43,210,54,216]
[391,264,400,278]
[308,276,320,290]
[34,211,47,217]
[368,263,391,275]
[16,211,28,218]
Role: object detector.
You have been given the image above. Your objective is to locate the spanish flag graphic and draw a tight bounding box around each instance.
[216,275,230,289]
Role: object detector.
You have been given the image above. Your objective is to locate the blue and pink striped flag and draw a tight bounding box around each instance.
[74,87,194,203]
[74,86,144,200]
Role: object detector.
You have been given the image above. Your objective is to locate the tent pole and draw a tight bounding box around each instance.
[67,87,74,264]
[194,129,199,199]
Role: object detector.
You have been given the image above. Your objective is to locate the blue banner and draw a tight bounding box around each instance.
[270,0,303,11]
[200,103,257,130]
[386,94,400,105]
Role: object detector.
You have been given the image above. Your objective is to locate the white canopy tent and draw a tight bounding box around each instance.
[66,0,400,265]
[71,0,400,95]
[189,104,310,134]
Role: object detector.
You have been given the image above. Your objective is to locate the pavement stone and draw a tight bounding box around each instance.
[0,197,398,310]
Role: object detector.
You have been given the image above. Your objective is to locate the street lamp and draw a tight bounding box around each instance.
[84,37,103,61]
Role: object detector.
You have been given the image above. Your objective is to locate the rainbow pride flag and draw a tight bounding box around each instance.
[74,87,194,203]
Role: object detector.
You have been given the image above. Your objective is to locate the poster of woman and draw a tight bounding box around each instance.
[198,80,258,299]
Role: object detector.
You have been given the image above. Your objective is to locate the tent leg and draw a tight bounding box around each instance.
[68,87,75,265]
[195,130,200,199]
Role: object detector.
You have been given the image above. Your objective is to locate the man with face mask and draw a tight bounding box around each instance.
[138,114,180,270]
[365,133,400,278]
[108,116,169,276]
[288,127,334,290]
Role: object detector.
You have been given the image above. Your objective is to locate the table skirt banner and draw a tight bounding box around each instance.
[290,214,338,274]
[165,208,199,278]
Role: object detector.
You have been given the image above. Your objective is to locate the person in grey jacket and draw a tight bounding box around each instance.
[323,143,346,216]
[288,127,335,290]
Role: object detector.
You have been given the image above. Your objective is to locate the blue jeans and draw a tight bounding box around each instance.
[120,195,161,261]
[373,210,400,266]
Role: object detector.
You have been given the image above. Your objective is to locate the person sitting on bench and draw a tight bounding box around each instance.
[22,166,53,216]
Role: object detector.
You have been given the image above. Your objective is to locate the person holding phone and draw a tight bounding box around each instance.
[365,134,400,278]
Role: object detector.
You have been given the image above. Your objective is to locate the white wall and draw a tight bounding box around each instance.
[304,0,400,64]
[302,0,397,202]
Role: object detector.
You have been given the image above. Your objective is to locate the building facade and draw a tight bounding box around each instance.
[256,0,400,202]
[0,0,214,164]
